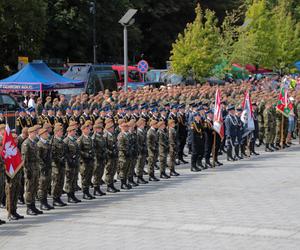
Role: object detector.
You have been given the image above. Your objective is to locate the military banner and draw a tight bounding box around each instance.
[1,124,23,178]
[213,89,224,139]
[276,87,293,117]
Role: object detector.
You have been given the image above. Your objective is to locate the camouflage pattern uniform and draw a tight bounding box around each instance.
[21,138,39,206]
[104,131,118,186]
[92,131,106,188]
[257,101,265,144]
[128,129,138,181]
[168,127,177,172]
[63,136,80,195]
[51,136,66,200]
[117,131,130,181]
[37,138,52,202]
[147,128,158,177]
[77,134,95,194]
[158,128,169,175]
[136,128,147,178]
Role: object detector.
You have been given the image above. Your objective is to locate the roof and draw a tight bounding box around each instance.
[0,62,84,91]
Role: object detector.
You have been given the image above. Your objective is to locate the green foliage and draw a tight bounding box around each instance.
[170,4,222,80]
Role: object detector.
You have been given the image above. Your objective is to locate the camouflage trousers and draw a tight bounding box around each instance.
[168,148,176,172]
[38,169,52,200]
[258,124,265,142]
[265,127,275,144]
[80,160,94,190]
[136,154,147,178]
[5,171,22,213]
[93,158,105,187]
[275,119,288,144]
[159,150,168,174]
[128,156,137,179]
[64,165,78,194]
[105,158,118,186]
[51,165,65,199]
[118,154,130,180]
[24,169,39,205]
[147,150,158,176]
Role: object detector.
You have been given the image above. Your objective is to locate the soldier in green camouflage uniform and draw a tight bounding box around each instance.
[136,119,148,184]
[117,121,131,190]
[92,123,106,196]
[77,121,95,200]
[22,126,43,215]
[158,121,170,179]
[128,120,139,187]
[104,122,119,193]
[263,102,275,152]
[51,125,67,207]
[257,100,265,146]
[37,128,54,211]
[147,120,159,181]
[63,125,81,203]
[168,119,180,176]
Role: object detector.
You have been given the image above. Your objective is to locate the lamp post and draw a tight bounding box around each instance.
[119,9,138,92]
[90,1,97,64]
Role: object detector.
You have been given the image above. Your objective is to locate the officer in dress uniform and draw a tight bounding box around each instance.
[190,112,204,172]
[55,108,68,135]
[225,105,239,161]
[79,106,91,126]
[203,110,214,168]
[16,108,30,135]
[177,104,188,164]
[44,108,56,128]
[27,107,38,127]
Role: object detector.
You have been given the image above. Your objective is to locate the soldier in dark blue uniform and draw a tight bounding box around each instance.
[177,104,188,164]
[204,110,214,168]
[225,105,239,161]
[250,103,260,155]
[190,112,204,172]
[16,108,30,135]
[27,107,38,127]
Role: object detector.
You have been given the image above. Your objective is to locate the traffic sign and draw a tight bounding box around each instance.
[137,60,149,74]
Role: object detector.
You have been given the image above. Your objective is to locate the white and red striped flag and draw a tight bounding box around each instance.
[241,91,255,137]
[213,89,224,140]
[1,124,23,178]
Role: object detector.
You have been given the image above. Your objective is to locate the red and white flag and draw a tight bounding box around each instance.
[241,91,255,137]
[1,124,23,178]
[213,89,224,140]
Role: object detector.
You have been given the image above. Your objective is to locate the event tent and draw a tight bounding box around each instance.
[0,62,84,92]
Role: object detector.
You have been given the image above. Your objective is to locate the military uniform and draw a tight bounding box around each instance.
[51,136,66,205]
[16,116,29,135]
[136,128,147,180]
[204,118,214,166]
[225,113,239,160]
[92,131,106,194]
[21,137,41,214]
[158,128,169,177]
[257,101,265,145]
[191,120,205,171]
[117,131,131,188]
[104,130,119,192]
[63,135,81,203]
[55,116,68,134]
[147,127,158,179]
[168,126,177,173]
[128,129,138,185]
[37,137,53,210]
[77,134,95,199]
[263,106,276,151]
[177,112,188,162]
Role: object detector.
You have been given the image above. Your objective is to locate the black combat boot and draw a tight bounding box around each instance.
[149,174,160,181]
[265,143,274,152]
[111,184,120,192]
[235,145,243,159]
[121,179,131,190]
[67,193,78,203]
[83,189,95,200]
[227,147,236,161]
[31,203,43,215]
[0,219,6,224]
[26,204,37,216]
[160,171,170,179]
[107,184,117,193]
[170,170,180,176]
[128,177,139,187]
[137,176,148,184]
[41,198,54,210]
[191,159,201,172]
[8,213,19,221]
[93,186,104,196]
[205,159,212,168]
[13,210,24,219]
[250,141,260,155]
[18,196,25,205]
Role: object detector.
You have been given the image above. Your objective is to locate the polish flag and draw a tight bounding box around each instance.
[1,124,23,178]
[213,89,224,140]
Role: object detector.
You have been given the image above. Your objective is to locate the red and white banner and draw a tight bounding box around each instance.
[213,89,224,140]
[241,91,255,137]
[1,124,23,178]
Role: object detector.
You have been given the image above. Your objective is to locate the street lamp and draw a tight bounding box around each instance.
[119,9,138,92]
[90,1,97,64]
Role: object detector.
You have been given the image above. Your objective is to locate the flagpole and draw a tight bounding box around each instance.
[281,114,284,149]
[212,131,216,168]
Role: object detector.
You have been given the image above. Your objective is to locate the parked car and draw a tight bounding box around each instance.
[0,93,20,128]
[61,64,118,98]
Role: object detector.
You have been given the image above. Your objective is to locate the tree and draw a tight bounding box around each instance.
[170,4,222,80]
[0,0,47,76]
[272,0,300,72]
[231,0,276,68]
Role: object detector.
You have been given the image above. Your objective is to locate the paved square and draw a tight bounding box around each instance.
[1,145,300,249]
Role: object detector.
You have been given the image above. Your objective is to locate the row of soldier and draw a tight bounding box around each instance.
[1,81,299,224]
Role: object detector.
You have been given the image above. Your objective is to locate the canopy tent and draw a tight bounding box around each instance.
[0,62,84,92]
[295,61,300,71]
